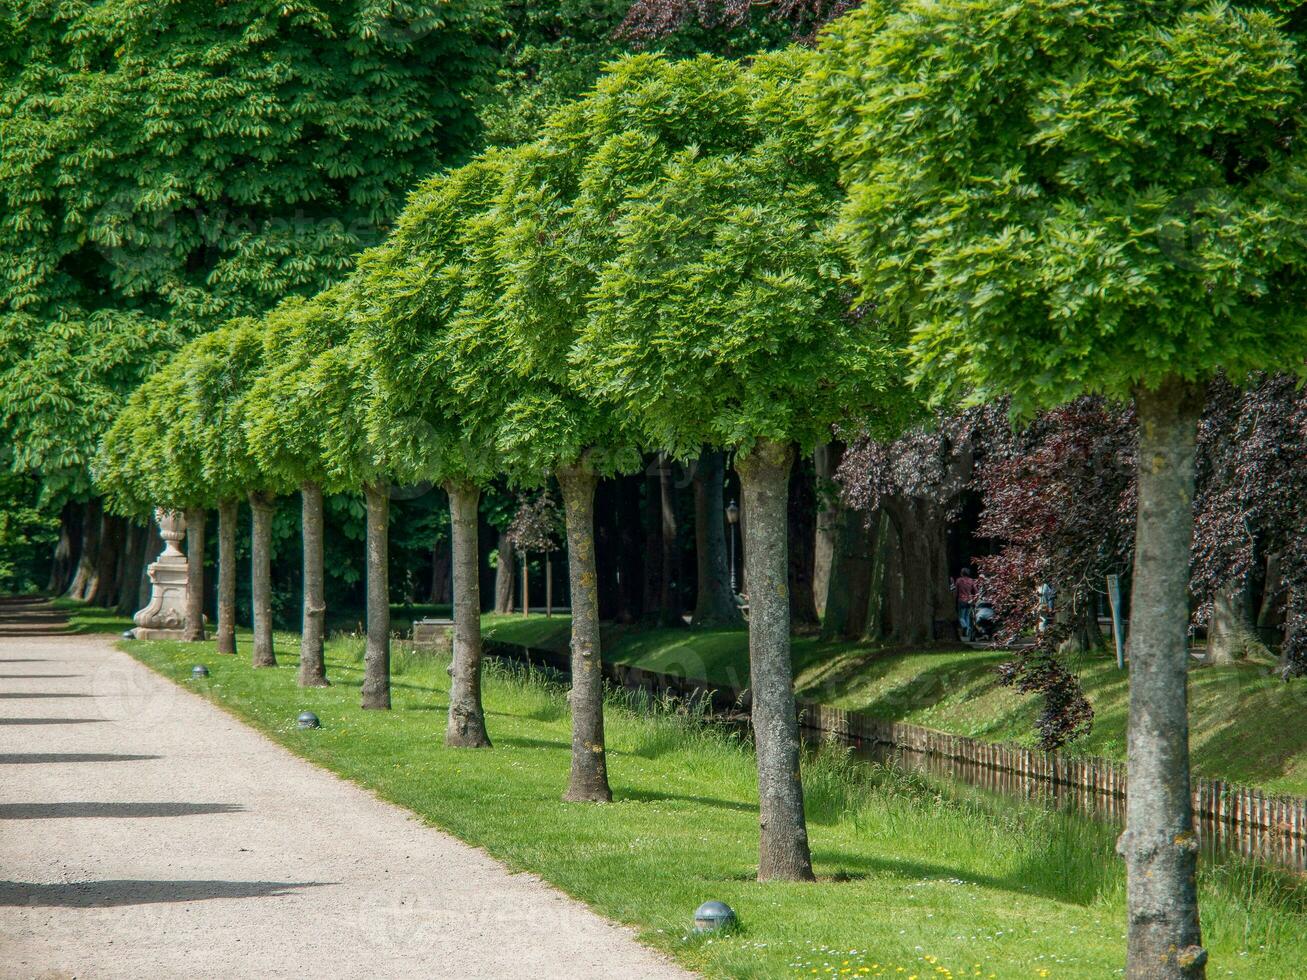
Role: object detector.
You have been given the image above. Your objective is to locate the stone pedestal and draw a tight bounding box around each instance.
[133,509,190,640]
[411,618,455,654]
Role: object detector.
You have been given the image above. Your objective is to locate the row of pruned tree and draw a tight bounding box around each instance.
[97,4,1307,977]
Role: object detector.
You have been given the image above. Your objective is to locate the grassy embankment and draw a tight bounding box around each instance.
[481,614,1307,799]
[70,601,1303,978]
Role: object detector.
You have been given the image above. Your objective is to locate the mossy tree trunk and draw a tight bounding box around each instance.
[64,499,102,601]
[183,507,207,642]
[216,498,238,656]
[737,438,815,882]
[299,482,329,686]
[87,512,124,607]
[812,441,844,619]
[493,529,515,614]
[248,492,277,668]
[1207,576,1268,666]
[657,452,683,626]
[114,522,148,617]
[557,460,612,803]
[692,448,743,628]
[787,456,821,633]
[1119,378,1205,979]
[360,482,391,710]
[445,480,491,748]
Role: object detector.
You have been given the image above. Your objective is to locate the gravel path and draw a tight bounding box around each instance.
[0,607,693,979]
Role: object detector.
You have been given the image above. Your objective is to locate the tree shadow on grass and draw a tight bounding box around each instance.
[492,735,570,752]
[842,656,1010,722]
[807,846,1113,908]
[619,788,754,813]
[0,802,244,819]
[0,879,329,908]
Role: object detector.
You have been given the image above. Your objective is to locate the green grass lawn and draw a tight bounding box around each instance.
[114,629,1304,979]
[481,615,1307,798]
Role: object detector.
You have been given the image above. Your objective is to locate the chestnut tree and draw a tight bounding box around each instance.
[817,2,1307,973]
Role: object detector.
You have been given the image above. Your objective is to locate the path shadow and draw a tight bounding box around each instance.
[620,788,754,813]
[0,692,93,699]
[0,717,102,725]
[0,753,162,764]
[0,659,51,664]
[0,802,244,819]
[0,879,328,908]
[0,674,81,679]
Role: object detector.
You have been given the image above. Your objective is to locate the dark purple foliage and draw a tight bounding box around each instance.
[618,0,858,41]
[506,491,563,553]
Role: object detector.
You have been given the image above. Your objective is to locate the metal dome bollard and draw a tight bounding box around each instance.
[190,665,209,679]
[297,711,321,730]
[693,901,736,933]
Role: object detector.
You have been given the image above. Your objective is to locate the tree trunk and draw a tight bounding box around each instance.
[493,529,515,614]
[614,474,644,623]
[822,507,876,642]
[862,511,893,642]
[643,462,662,619]
[428,539,452,605]
[1056,589,1102,655]
[47,502,80,595]
[114,522,147,617]
[692,448,743,628]
[658,452,682,626]
[813,441,844,619]
[65,501,103,603]
[138,520,161,611]
[217,499,239,655]
[86,512,124,607]
[556,460,612,803]
[1119,379,1205,979]
[737,439,815,882]
[64,499,102,601]
[299,483,328,686]
[249,492,277,667]
[183,507,207,641]
[361,483,391,710]
[787,456,821,633]
[445,480,491,748]
[881,497,951,646]
[1257,551,1285,633]
[1207,576,1268,666]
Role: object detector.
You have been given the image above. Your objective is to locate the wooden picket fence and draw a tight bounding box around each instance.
[799,699,1307,841]
[482,637,1307,843]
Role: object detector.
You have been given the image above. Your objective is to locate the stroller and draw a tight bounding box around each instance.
[971,600,998,641]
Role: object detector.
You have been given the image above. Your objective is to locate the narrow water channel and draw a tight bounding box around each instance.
[828,732,1307,874]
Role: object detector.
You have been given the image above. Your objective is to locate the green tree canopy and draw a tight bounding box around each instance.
[95,354,209,520]
[174,320,285,506]
[1,0,498,498]
[572,50,911,453]
[357,155,513,489]
[814,0,1307,413]
[813,1,1307,969]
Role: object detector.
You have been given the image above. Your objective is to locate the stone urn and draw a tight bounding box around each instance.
[132,508,191,639]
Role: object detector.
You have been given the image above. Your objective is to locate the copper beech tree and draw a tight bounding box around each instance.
[818,1,1307,974]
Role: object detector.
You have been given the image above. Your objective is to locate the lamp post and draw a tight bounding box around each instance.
[725,499,740,594]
